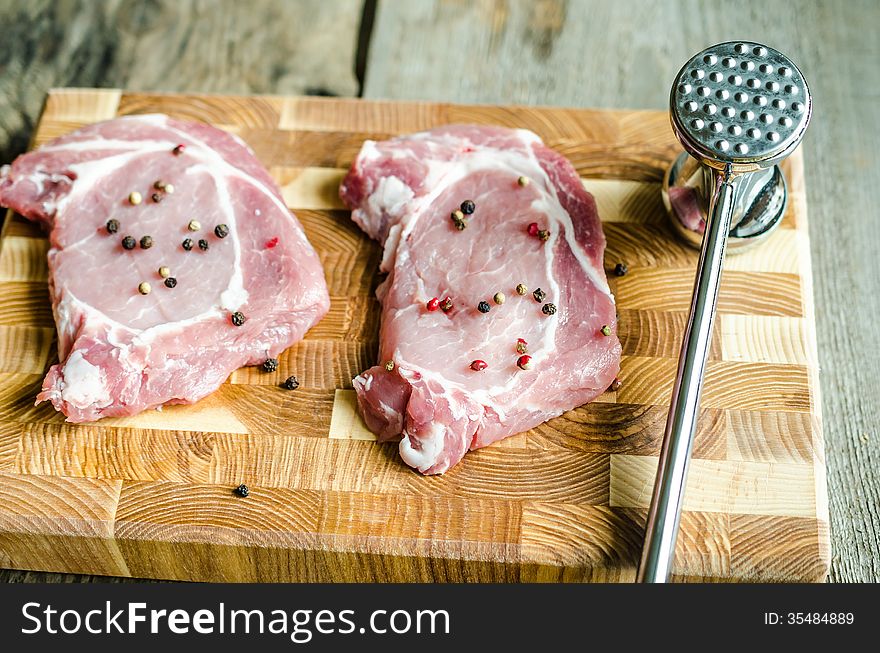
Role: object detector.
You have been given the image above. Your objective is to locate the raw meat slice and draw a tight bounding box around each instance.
[0,114,329,422]
[340,125,621,474]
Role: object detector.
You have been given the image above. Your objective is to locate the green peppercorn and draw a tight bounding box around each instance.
[601,324,612,336]
[121,235,136,250]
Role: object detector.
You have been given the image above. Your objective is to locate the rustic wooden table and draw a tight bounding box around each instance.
[0,0,876,583]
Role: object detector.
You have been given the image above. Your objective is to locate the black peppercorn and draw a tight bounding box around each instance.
[614,262,628,277]
[198,239,209,251]
[608,377,622,392]
[262,358,278,372]
[231,311,246,326]
[164,277,177,288]
[533,288,546,303]
[234,484,249,497]
[542,302,557,316]
[460,199,475,215]
[214,223,230,238]
[139,235,153,249]
[283,375,300,390]
[121,235,136,250]
[151,193,162,203]
[477,301,491,313]
[106,219,119,234]
[182,238,193,251]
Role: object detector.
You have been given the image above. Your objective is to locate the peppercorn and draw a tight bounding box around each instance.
[542,303,557,316]
[440,297,453,312]
[231,311,246,326]
[601,324,612,336]
[451,209,465,221]
[128,191,142,205]
[614,262,628,277]
[516,283,528,296]
[106,219,119,234]
[262,358,278,372]
[517,175,530,187]
[151,192,162,203]
[182,238,193,251]
[477,301,491,314]
[533,288,546,303]
[153,180,165,190]
[608,377,622,392]
[460,199,475,215]
[493,292,505,305]
[214,224,230,238]
[187,219,201,231]
[517,355,533,370]
[158,266,170,278]
[384,360,395,372]
[172,144,185,155]
[198,239,209,251]
[451,213,467,231]
[426,297,440,312]
[516,338,528,354]
[283,375,300,390]
[139,235,153,249]
[138,282,151,295]
[163,183,175,194]
[527,222,539,237]
[470,360,488,371]
[164,277,177,288]
[234,484,249,498]
[538,229,550,241]
[122,235,136,250]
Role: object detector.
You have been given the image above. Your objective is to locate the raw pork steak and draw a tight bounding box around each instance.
[0,114,329,422]
[340,125,621,474]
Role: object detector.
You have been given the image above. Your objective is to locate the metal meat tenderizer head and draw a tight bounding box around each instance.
[639,42,812,583]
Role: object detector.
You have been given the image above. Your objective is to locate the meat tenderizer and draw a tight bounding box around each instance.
[639,42,812,582]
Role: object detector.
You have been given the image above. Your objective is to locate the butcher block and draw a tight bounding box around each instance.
[0,89,828,582]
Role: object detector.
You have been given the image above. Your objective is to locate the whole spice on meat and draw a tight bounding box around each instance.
[234,483,249,498]
[538,229,550,241]
[477,301,491,314]
[172,144,185,155]
[451,214,467,230]
[460,199,475,215]
[231,311,246,326]
[470,359,488,371]
[426,297,440,312]
[384,360,395,372]
[139,235,153,249]
[187,219,201,231]
[182,238,193,251]
[151,192,162,203]
[517,175,530,187]
[608,377,622,392]
[451,209,465,221]
[198,239,209,251]
[542,302,557,316]
[516,283,528,295]
[527,222,539,237]
[153,180,166,190]
[262,358,278,372]
[614,262,628,277]
[106,219,119,234]
[122,235,136,250]
[265,237,279,249]
[138,282,151,295]
[600,324,612,336]
[516,338,528,354]
[214,223,230,238]
[440,297,453,312]
[533,287,546,303]
[163,183,175,194]
[128,191,142,205]
[517,355,533,370]
[493,292,505,305]
[158,266,170,278]
[282,375,300,390]
[164,277,177,288]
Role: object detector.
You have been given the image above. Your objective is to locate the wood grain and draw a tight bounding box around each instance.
[0,89,827,583]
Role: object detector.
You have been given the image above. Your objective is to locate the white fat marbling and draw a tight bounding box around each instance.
[399,422,446,472]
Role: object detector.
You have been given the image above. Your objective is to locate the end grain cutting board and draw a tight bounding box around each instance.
[0,89,829,582]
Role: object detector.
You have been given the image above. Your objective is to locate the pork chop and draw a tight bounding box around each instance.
[0,114,329,422]
[340,125,621,474]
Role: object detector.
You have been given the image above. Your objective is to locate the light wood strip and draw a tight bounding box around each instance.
[273,166,347,210]
[0,325,55,374]
[280,96,445,133]
[0,236,49,282]
[328,389,377,441]
[43,87,121,122]
[721,315,808,365]
[723,228,801,274]
[610,455,817,517]
[582,179,666,225]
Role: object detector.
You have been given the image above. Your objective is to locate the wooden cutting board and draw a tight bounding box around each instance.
[0,89,828,582]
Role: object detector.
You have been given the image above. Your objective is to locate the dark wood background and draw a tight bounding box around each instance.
[0,0,876,583]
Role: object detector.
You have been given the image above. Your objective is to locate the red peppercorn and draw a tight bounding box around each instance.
[517,355,533,370]
[527,222,539,237]
[470,359,488,371]
[172,144,185,155]
[265,237,279,249]
[516,338,528,354]
[426,297,440,311]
